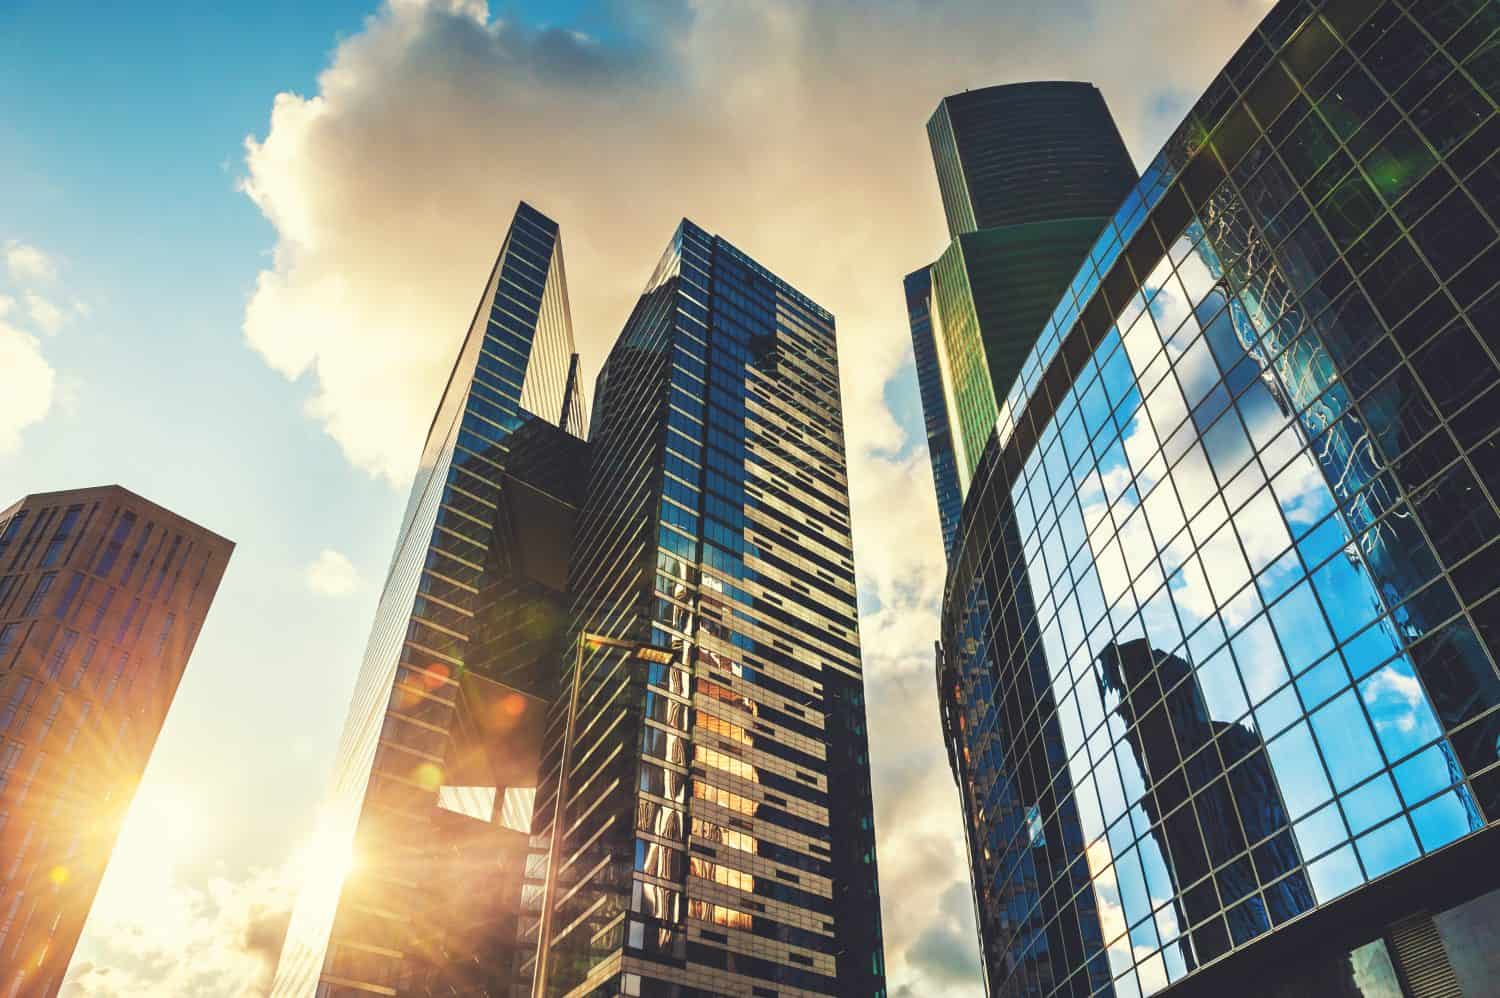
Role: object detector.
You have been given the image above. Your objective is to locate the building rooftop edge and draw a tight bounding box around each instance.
[3,484,236,548]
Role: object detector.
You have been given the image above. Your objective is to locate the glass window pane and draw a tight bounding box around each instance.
[1306,843,1364,902]
[1294,800,1349,858]
[1269,580,1335,674]
[1341,773,1402,837]
[1358,660,1443,762]
[1355,817,1419,877]
[1311,691,1384,791]
[1268,721,1334,818]
[1410,788,1478,852]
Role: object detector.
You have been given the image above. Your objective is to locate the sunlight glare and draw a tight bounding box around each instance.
[295,815,358,885]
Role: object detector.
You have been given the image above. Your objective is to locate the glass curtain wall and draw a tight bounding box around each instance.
[530,221,885,998]
[273,202,586,997]
[941,1,1500,995]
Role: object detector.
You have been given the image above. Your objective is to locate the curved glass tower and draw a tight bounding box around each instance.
[910,83,1140,557]
[937,1,1500,995]
[928,82,1142,240]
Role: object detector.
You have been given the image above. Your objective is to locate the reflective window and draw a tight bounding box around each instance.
[939,4,1500,994]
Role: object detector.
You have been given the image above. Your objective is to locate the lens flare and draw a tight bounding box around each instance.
[413,762,443,791]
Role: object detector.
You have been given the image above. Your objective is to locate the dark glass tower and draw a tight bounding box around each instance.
[906,268,963,561]
[928,216,1128,483]
[273,201,588,997]
[928,82,1141,240]
[278,206,886,997]
[526,220,885,997]
[939,1,1500,995]
[910,83,1139,556]
[0,486,231,997]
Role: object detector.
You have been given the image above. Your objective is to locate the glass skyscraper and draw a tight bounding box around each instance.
[527,219,884,998]
[909,83,1139,555]
[273,201,588,996]
[0,485,232,996]
[932,1,1500,995]
[276,206,886,997]
[907,268,964,561]
[928,83,1142,241]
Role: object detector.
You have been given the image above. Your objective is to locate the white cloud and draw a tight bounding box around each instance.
[0,238,81,451]
[238,0,1268,990]
[304,549,361,597]
[866,642,986,998]
[64,778,296,998]
[240,0,1266,485]
[0,321,56,454]
[1363,664,1422,709]
[5,239,58,285]
[62,866,293,998]
[1361,661,1431,736]
[24,291,66,334]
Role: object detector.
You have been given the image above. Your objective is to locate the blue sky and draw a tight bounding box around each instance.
[1,0,386,854]
[1,4,408,984]
[0,1,1267,993]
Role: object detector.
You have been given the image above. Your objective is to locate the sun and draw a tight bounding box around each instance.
[294,816,358,886]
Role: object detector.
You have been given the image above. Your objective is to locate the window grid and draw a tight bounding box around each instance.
[940,1,1500,994]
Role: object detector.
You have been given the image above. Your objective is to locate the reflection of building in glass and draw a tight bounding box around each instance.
[273,202,588,996]
[1098,640,1313,970]
[931,2,1500,996]
[0,486,232,997]
[910,83,1140,529]
[415,415,588,996]
[529,219,884,998]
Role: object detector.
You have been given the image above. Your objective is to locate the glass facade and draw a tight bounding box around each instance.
[911,82,1139,557]
[928,83,1141,241]
[273,201,588,997]
[930,219,1125,489]
[527,220,885,997]
[937,1,1500,995]
[277,204,885,997]
[0,485,232,997]
[906,268,964,561]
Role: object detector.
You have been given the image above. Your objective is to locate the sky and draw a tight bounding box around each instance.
[0,0,1268,993]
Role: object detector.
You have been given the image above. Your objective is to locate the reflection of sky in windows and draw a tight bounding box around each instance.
[945,9,1500,990]
[1005,220,1481,991]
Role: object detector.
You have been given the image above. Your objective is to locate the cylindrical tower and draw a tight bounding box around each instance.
[928,81,1141,239]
